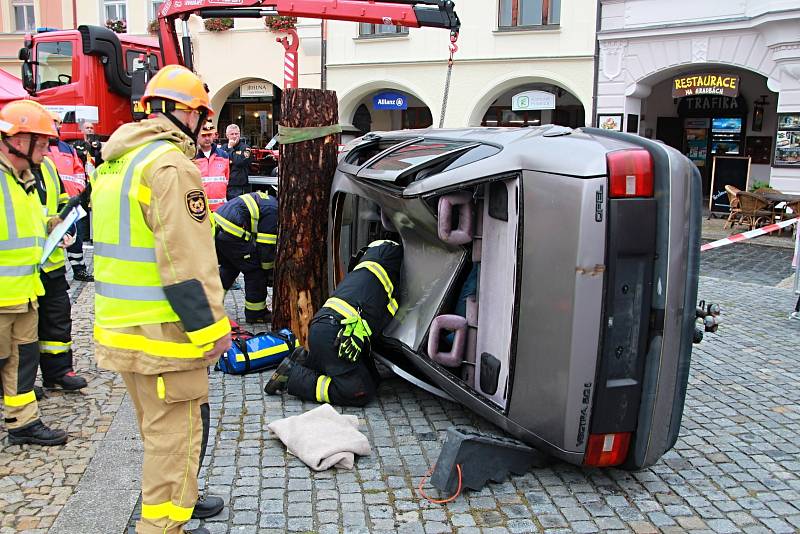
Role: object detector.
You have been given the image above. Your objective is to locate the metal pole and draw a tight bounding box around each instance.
[793,225,800,295]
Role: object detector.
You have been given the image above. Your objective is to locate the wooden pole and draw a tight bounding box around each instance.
[272,88,339,347]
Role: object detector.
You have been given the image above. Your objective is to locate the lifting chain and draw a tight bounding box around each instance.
[438,30,459,128]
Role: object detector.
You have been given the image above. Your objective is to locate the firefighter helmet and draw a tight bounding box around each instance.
[141,65,214,116]
[200,119,216,134]
[0,99,59,138]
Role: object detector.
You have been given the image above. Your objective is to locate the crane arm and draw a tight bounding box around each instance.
[157,0,459,68]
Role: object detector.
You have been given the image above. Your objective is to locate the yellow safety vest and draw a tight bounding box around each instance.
[0,168,46,307]
[92,140,184,329]
[40,156,69,273]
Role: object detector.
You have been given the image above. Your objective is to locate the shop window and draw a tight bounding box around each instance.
[12,0,35,32]
[36,41,73,91]
[353,104,372,135]
[402,107,433,129]
[359,23,409,37]
[498,0,560,28]
[103,0,126,23]
[482,107,541,127]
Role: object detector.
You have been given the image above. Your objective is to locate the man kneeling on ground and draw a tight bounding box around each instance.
[265,240,402,407]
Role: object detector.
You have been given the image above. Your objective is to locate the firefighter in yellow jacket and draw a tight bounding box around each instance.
[92,65,231,534]
[0,99,67,446]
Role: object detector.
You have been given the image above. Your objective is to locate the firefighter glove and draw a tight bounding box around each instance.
[336,314,372,363]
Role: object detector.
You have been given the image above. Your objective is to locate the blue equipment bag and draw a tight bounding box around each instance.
[216,328,297,375]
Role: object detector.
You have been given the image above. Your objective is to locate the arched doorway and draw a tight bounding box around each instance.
[215,79,282,148]
[339,82,433,135]
[639,65,778,195]
[350,90,432,132]
[476,82,585,128]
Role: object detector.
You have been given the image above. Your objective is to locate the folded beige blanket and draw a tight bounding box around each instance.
[267,403,372,470]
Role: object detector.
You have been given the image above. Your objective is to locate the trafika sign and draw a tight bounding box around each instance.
[373,91,408,110]
[512,90,556,111]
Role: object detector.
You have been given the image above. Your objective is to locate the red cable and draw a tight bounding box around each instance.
[417,463,463,504]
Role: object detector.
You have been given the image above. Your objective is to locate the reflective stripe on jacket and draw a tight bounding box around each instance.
[0,168,46,307]
[194,146,229,212]
[92,141,183,329]
[213,191,277,244]
[40,157,67,273]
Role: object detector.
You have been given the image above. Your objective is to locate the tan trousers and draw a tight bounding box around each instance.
[122,368,208,534]
[0,306,40,429]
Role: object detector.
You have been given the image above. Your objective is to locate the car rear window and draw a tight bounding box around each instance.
[343,139,408,166]
[367,140,471,171]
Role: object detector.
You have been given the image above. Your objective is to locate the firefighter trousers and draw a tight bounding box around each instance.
[217,238,269,321]
[38,273,74,382]
[122,368,207,534]
[286,316,379,407]
[0,305,41,430]
[66,229,85,271]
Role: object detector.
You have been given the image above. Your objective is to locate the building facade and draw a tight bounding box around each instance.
[326,0,598,132]
[71,1,321,149]
[0,1,319,148]
[597,0,800,192]
[0,0,75,74]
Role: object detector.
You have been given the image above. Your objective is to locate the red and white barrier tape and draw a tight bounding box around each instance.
[701,217,799,252]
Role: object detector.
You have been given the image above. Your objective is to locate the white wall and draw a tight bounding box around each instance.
[326,0,598,128]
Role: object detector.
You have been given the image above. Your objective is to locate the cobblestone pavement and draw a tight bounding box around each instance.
[0,258,131,534]
[139,245,800,533]
[3,243,800,534]
[700,242,795,287]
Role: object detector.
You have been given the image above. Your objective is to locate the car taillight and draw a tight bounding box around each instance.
[607,149,653,198]
[583,432,631,467]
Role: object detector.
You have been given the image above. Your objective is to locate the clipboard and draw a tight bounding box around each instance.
[40,205,86,266]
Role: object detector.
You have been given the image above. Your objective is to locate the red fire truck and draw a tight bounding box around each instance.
[17,0,459,141]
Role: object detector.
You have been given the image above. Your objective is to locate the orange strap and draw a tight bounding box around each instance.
[417,463,463,504]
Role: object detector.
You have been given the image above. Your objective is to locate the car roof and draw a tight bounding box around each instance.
[341,126,636,195]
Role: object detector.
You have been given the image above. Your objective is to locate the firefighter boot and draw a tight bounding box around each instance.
[8,419,68,446]
[43,370,88,390]
[72,268,94,282]
[193,496,224,519]
[264,347,308,395]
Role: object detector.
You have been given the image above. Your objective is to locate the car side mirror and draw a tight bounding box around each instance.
[21,62,35,93]
[18,47,29,61]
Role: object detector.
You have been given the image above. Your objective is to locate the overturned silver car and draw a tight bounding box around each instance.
[329,126,701,469]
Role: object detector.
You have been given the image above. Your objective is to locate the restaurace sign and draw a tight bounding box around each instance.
[672,74,739,98]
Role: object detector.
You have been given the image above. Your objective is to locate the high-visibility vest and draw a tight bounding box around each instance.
[0,168,46,307]
[40,156,69,273]
[194,152,228,212]
[92,140,184,329]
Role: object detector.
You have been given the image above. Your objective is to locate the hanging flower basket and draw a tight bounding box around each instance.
[264,16,297,32]
[204,17,234,32]
[147,19,160,35]
[105,18,127,34]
